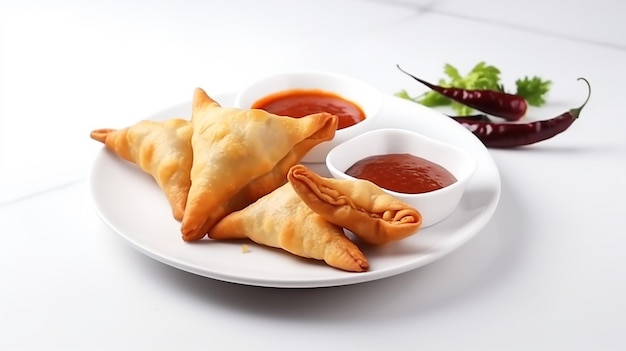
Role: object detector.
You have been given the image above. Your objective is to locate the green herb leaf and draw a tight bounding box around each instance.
[395,89,451,107]
[393,90,416,102]
[465,62,502,90]
[515,76,552,106]
[443,64,462,82]
[419,92,451,107]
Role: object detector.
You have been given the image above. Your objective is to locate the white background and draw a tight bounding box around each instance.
[2,0,625,350]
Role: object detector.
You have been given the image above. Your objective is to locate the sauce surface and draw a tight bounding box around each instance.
[252,89,366,130]
[345,153,457,194]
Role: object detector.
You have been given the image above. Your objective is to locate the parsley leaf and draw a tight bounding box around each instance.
[447,62,501,90]
[515,76,552,106]
[443,64,462,82]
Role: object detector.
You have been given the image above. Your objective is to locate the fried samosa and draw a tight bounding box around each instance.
[90,118,193,221]
[182,88,338,241]
[287,165,422,245]
[208,183,369,272]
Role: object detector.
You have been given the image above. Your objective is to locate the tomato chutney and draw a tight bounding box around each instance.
[345,153,457,194]
[252,89,366,130]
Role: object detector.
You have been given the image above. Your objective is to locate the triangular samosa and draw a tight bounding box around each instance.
[208,182,369,272]
[90,118,193,221]
[182,88,338,241]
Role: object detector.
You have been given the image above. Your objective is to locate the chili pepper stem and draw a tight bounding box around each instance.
[570,78,592,119]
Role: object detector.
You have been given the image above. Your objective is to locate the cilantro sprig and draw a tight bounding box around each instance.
[395,62,552,115]
[515,76,552,106]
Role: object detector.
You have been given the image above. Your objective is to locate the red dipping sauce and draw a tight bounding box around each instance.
[346,153,457,194]
[252,89,366,130]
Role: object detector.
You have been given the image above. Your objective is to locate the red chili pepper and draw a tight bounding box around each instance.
[451,78,591,148]
[397,64,528,121]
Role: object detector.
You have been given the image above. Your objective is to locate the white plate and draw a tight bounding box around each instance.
[89,92,501,288]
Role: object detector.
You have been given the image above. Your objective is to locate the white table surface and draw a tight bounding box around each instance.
[2,0,625,350]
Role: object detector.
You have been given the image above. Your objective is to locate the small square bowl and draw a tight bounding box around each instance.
[326,128,478,228]
[235,71,382,163]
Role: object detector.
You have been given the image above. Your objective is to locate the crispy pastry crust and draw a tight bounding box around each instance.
[287,164,422,245]
[181,88,338,241]
[208,183,369,272]
[90,118,193,221]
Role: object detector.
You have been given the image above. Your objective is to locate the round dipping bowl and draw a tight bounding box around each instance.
[235,71,383,163]
[326,128,478,228]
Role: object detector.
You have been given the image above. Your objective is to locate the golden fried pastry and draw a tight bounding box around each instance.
[181,88,338,241]
[208,183,369,272]
[90,118,193,221]
[287,164,422,245]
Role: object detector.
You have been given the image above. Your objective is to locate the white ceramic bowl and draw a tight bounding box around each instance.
[235,71,383,163]
[326,128,478,228]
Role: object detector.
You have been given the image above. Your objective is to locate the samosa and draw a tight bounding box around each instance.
[90,118,192,221]
[181,88,338,241]
[208,182,369,272]
[287,164,422,245]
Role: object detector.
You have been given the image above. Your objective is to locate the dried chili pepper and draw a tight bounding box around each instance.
[451,78,591,148]
[397,64,528,121]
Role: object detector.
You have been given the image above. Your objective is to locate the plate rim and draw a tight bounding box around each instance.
[88,91,501,288]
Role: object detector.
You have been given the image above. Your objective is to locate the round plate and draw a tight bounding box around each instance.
[89,92,501,288]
